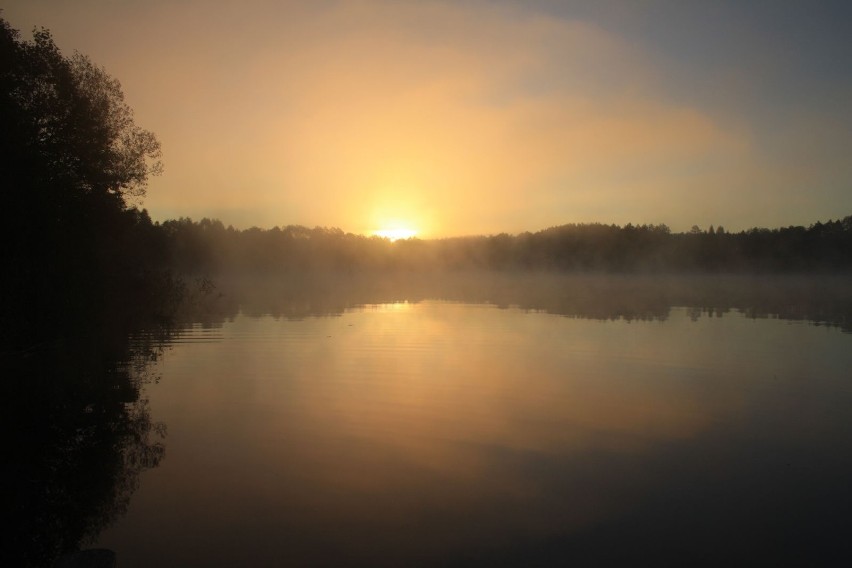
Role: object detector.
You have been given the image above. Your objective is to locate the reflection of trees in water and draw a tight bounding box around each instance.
[185,272,852,332]
[3,273,844,567]
[1,330,167,568]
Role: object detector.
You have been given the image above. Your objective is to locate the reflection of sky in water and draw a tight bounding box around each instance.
[101,303,852,566]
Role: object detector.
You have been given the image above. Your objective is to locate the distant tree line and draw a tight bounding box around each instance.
[158,217,852,276]
[3,15,851,347]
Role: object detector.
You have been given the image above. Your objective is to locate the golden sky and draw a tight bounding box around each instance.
[5,1,852,236]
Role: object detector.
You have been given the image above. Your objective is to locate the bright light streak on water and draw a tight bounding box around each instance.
[97,301,852,566]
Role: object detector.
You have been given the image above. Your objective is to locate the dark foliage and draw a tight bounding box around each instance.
[0,17,170,347]
[159,217,852,277]
[2,14,850,344]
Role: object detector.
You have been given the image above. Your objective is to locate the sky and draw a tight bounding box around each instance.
[4,0,852,237]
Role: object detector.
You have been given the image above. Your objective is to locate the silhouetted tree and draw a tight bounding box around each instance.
[0,19,161,207]
[0,17,165,344]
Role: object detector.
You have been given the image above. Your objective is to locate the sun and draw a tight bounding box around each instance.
[372,227,418,241]
[367,201,424,240]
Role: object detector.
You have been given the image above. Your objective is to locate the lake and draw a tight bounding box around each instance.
[9,274,852,566]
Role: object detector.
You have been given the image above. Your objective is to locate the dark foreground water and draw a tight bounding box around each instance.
[7,274,852,566]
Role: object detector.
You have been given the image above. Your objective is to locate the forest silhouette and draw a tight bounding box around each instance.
[2,14,852,347]
[1,17,175,346]
[3,15,852,568]
[1,19,169,567]
[161,216,852,276]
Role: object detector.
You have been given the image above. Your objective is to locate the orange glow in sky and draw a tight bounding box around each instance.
[5,1,852,235]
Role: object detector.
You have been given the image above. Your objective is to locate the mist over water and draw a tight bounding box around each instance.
[181,271,852,333]
[5,8,852,567]
[61,273,852,567]
[5,273,852,566]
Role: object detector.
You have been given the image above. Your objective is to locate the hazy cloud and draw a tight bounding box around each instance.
[5,0,850,233]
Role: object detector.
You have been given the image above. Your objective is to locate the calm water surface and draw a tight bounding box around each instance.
[91,289,852,566]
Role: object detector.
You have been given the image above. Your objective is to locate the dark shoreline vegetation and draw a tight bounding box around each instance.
[162,215,852,275]
[3,15,852,347]
[1,18,170,568]
[9,207,852,347]
[3,15,852,568]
